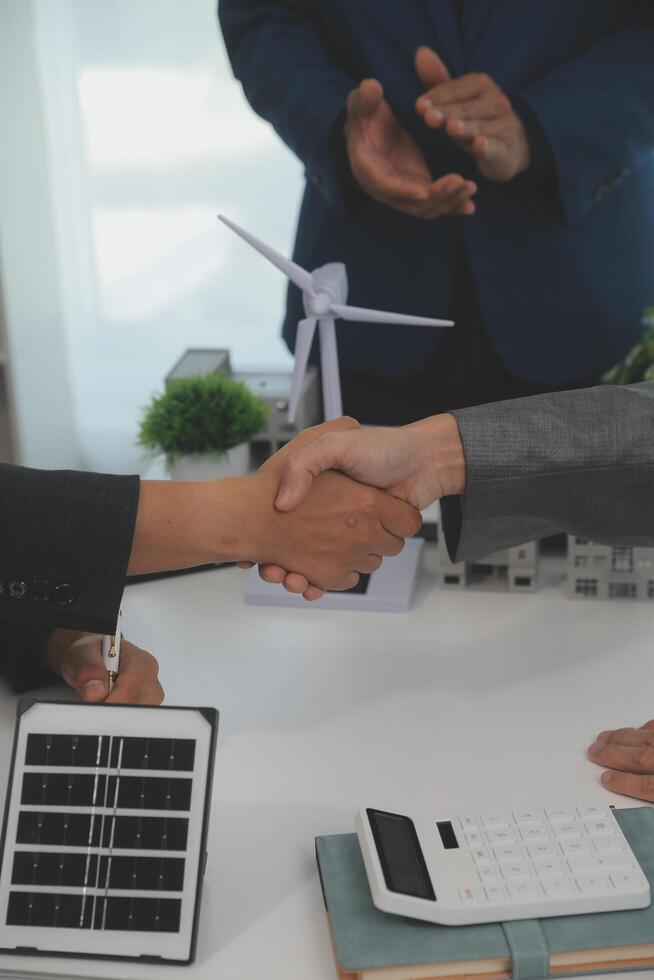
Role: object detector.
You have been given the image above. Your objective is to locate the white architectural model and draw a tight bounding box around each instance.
[567,537,654,600]
[437,530,539,592]
[219,215,453,421]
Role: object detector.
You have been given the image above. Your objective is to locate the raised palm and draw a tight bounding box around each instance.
[349,94,432,190]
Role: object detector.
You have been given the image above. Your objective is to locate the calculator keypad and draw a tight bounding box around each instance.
[454,805,643,907]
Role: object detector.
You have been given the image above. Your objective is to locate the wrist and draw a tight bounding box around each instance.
[206,475,279,565]
[43,629,90,673]
[410,413,466,498]
[202,476,263,564]
[132,477,266,572]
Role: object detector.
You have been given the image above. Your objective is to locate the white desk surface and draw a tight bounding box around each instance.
[0,546,652,980]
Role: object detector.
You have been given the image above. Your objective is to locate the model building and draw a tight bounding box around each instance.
[567,537,654,600]
[437,532,538,592]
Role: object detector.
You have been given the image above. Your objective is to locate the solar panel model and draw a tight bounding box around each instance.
[0,700,218,966]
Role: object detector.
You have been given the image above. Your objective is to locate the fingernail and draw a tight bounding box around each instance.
[588,742,601,755]
[82,680,106,700]
[595,730,610,744]
[601,771,614,785]
[275,487,292,508]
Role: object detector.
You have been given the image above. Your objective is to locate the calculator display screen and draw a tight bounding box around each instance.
[367,809,435,901]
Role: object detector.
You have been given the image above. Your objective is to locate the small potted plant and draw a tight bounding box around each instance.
[138,374,267,480]
[602,306,654,385]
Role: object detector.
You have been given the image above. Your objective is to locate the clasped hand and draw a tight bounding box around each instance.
[243,413,465,600]
[238,417,423,597]
[345,45,530,218]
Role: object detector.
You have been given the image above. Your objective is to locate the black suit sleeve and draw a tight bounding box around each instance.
[0,623,60,693]
[0,464,140,654]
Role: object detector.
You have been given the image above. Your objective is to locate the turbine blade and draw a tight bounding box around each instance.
[331,303,453,328]
[288,317,317,423]
[218,215,314,293]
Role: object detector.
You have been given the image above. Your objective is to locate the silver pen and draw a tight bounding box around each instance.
[101,609,122,693]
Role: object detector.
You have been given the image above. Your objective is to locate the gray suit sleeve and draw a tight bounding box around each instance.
[440,383,654,562]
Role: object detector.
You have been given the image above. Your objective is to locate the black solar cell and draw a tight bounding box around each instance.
[7,891,93,929]
[94,896,182,932]
[97,855,185,891]
[25,734,109,768]
[11,851,98,887]
[110,737,195,771]
[106,775,192,811]
[101,814,189,850]
[16,811,103,848]
[21,773,107,807]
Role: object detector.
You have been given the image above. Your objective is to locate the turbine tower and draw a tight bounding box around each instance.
[219,215,453,422]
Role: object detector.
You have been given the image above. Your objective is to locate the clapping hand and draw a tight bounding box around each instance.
[344,45,532,220]
[415,46,531,182]
[345,77,477,217]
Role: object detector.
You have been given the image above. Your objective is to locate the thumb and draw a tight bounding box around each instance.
[60,639,109,702]
[346,77,384,121]
[415,46,451,89]
[274,434,345,511]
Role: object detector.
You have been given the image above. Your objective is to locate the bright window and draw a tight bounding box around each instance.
[37,0,302,472]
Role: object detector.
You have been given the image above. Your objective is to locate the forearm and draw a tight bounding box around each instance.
[0,466,267,630]
[441,383,654,561]
[128,477,260,574]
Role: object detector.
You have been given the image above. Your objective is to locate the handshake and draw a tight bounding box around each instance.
[235,413,466,599]
[53,412,463,707]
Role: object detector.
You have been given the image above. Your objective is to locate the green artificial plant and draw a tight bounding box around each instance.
[138,374,267,461]
[602,307,654,385]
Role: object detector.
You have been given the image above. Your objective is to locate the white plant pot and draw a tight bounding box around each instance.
[168,443,251,481]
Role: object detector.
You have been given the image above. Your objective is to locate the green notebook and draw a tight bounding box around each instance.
[315,807,654,980]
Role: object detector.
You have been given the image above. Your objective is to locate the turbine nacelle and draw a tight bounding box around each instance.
[303,263,348,318]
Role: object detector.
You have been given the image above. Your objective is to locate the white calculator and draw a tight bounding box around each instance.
[356,804,650,926]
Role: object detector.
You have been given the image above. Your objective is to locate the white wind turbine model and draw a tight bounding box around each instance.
[219,215,454,421]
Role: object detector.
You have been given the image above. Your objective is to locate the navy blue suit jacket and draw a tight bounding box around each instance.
[220,1,654,383]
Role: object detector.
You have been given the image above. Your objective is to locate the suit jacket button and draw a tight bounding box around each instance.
[54,583,75,605]
[31,579,52,602]
[9,580,28,599]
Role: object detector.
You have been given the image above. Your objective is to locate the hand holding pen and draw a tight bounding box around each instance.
[43,623,164,704]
